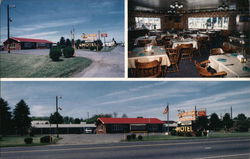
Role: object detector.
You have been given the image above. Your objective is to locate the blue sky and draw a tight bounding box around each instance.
[0,0,124,44]
[1,81,250,121]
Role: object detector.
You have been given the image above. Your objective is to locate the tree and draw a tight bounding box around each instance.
[236,113,247,121]
[84,114,112,124]
[112,37,117,45]
[65,39,72,47]
[59,37,66,46]
[222,113,233,130]
[234,113,250,132]
[122,113,128,118]
[75,39,82,49]
[196,116,209,131]
[0,98,12,135]
[49,112,63,124]
[113,112,118,118]
[209,113,222,131]
[13,100,31,135]
[74,118,81,124]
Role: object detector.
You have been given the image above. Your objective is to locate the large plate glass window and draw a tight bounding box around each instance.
[135,17,161,30]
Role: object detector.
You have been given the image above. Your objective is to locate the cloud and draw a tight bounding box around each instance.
[30,105,54,116]
[17,31,59,38]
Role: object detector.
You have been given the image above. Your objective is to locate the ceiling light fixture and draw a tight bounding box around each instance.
[218,1,229,10]
[170,1,183,9]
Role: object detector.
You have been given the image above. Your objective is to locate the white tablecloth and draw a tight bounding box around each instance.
[189,34,209,40]
[134,36,157,46]
[128,46,171,68]
[171,39,198,49]
[209,54,250,77]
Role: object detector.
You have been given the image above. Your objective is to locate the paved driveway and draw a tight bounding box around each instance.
[73,46,124,77]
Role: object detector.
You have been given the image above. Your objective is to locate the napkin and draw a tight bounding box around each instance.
[231,53,238,57]
[138,53,146,56]
[217,58,227,62]
[242,66,250,72]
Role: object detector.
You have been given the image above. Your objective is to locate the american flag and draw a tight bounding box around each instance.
[163,105,169,114]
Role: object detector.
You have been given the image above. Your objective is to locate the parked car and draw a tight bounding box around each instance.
[84,128,93,134]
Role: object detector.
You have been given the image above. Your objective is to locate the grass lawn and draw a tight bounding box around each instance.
[127,132,250,142]
[0,53,92,78]
[0,136,59,147]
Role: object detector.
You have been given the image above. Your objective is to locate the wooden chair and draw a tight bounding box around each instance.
[137,39,151,47]
[197,36,209,52]
[134,58,163,78]
[166,47,181,72]
[180,44,194,61]
[195,60,227,77]
[210,48,224,55]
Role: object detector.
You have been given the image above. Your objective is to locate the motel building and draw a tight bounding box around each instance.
[3,37,53,51]
[31,120,96,135]
[95,117,164,134]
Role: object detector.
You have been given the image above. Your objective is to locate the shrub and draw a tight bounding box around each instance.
[195,131,202,137]
[89,46,95,51]
[138,135,143,140]
[49,48,62,61]
[24,137,33,144]
[185,132,192,137]
[63,47,74,58]
[131,133,136,140]
[126,135,131,141]
[40,136,53,143]
[96,45,103,51]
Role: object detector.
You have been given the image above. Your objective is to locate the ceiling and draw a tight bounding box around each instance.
[129,0,239,12]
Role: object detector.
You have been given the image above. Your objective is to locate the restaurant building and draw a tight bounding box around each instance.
[95,117,164,134]
[3,37,53,50]
[31,121,96,135]
[128,0,250,78]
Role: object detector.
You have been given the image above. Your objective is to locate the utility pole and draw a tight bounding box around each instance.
[230,106,233,119]
[56,96,62,138]
[7,4,15,53]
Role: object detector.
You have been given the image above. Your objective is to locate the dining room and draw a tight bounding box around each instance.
[128,0,250,78]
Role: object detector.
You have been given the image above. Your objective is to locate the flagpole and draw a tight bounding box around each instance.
[167,104,169,134]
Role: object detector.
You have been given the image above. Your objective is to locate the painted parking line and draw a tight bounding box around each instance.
[195,153,250,159]
[2,138,249,154]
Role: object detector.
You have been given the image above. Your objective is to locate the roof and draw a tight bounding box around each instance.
[97,117,164,124]
[8,37,53,43]
[32,123,96,128]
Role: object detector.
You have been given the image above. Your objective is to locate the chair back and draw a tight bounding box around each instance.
[195,61,211,76]
[210,48,224,55]
[166,48,181,64]
[137,39,151,47]
[134,58,162,78]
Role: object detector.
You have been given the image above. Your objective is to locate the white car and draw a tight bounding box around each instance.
[84,128,92,134]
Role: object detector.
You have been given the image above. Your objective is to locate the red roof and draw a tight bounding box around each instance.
[98,117,164,124]
[9,37,53,43]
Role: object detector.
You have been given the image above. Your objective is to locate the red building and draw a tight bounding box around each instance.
[96,117,164,134]
[3,37,53,50]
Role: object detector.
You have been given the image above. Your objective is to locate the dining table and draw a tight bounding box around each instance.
[208,53,250,77]
[134,36,157,46]
[128,46,171,68]
[188,34,209,40]
[171,38,198,49]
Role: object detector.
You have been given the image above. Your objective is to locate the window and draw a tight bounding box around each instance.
[188,17,229,30]
[10,43,15,48]
[112,124,123,131]
[135,17,161,30]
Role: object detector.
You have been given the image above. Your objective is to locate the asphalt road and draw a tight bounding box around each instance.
[1,137,249,159]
